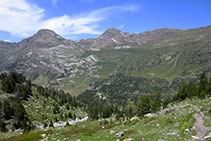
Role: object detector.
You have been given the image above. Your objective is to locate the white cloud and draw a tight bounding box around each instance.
[42,15,102,36]
[3,40,11,42]
[0,0,140,39]
[0,0,44,37]
[52,0,59,8]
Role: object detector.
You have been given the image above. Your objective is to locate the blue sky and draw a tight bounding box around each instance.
[0,0,210,42]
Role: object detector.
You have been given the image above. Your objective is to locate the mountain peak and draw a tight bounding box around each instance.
[105,28,121,32]
[29,29,64,44]
[35,29,59,38]
[99,28,121,39]
[18,29,65,48]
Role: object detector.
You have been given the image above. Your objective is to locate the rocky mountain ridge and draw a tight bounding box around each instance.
[0,26,211,95]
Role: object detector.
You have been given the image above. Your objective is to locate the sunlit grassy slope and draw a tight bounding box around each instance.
[3,97,210,141]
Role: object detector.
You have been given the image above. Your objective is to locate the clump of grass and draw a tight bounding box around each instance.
[124,120,139,126]
[2,131,45,141]
[119,134,129,141]
[205,109,211,117]
[204,119,211,127]
[45,130,54,135]
[144,117,157,124]
[104,123,116,129]
[166,118,174,123]
[117,129,137,141]
[125,129,136,135]
[64,127,80,137]
[164,109,175,115]
[84,126,101,136]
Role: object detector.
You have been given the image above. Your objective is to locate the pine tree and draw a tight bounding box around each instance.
[137,95,151,116]
[0,121,7,132]
[68,112,72,119]
[65,121,70,127]
[49,120,54,128]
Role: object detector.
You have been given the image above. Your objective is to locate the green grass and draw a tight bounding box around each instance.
[204,109,211,127]
[28,40,211,96]
[0,80,3,94]
[204,119,211,127]
[3,97,210,141]
[0,130,54,141]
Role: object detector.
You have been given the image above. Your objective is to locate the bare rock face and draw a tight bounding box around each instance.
[79,27,183,49]
[18,29,71,49]
[31,29,63,44]
[0,29,82,78]
[0,41,17,65]
[99,28,121,40]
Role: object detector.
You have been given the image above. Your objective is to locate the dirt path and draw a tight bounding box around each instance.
[192,106,211,140]
[172,53,180,69]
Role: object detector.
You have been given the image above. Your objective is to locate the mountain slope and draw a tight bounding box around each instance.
[2,97,210,140]
[0,26,211,95]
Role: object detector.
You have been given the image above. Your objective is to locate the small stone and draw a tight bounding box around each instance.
[156,124,160,127]
[130,116,139,121]
[192,136,200,140]
[204,134,211,139]
[123,138,132,141]
[41,134,46,138]
[116,131,124,137]
[144,113,153,117]
[185,128,190,132]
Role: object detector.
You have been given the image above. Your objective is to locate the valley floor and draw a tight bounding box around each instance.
[1,97,211,141]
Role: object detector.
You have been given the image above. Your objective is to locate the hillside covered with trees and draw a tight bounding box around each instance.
[0,72,210,139]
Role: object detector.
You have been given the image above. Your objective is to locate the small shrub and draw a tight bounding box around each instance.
[125,129,136,135]
[119,134,129,141]
[65,127,80,137]
[124,120,139,126]
[166,118,174,123]
[144,117,157,124]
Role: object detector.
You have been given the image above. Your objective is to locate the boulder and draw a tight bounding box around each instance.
[144,113,153,117]
[192,136,200,140]
[130,117,139,121]
[116,131,124,137]
[185,128,190,132]
[204,133,211,140]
